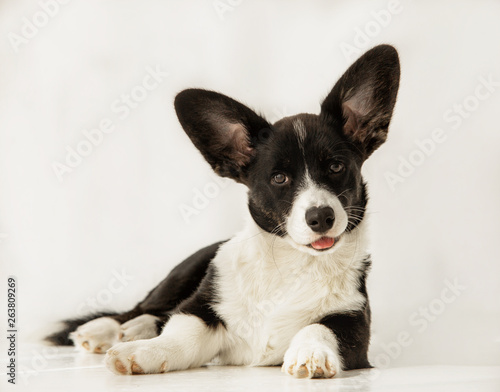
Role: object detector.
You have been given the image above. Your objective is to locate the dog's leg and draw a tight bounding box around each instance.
[105,314,226,374]
[106,262,225,374]
[282,308,371,378]
[318,309,371,370]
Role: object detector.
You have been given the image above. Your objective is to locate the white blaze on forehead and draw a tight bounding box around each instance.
[286,174,348,247]
[293,119,307,152]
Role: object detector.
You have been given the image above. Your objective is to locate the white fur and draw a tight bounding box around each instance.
[120,314,160,342]
[213,215,368,367]
[293,119,307,151]
[286,173,349,256]
[106,314,226,374]
[70,317,121,354]
[282,323,343,378]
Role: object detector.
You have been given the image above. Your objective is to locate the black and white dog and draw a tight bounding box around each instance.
[47,44,400,378]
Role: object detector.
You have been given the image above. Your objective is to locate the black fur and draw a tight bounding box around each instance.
[321,44,400,159]
[134,241,226,318]
[174,89,271,183]
[319,257,372,369]
[320,309,372,370]
[176,265,225,329]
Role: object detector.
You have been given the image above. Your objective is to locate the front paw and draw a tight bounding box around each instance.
[105,340,169,375]
[282,344,341,379]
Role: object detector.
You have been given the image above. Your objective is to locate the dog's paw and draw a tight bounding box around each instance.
[120,314,160,342]
[282,343,341,379]
[105,340,169,375]
[70,317,121,354]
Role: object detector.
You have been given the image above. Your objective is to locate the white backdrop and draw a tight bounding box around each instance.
[1,0,499,368]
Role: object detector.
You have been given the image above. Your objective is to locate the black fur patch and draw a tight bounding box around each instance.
[175,264,225,329]
[319,308,372,370]
[319,257,372,370]
[321,44,400,159]
[174,89,271,183]
[137,241,226,316]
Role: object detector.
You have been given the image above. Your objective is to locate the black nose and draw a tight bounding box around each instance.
[305,206,334,233]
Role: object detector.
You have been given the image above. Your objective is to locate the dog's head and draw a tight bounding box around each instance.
[175,45,400,255]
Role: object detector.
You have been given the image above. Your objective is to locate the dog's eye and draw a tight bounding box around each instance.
[271,173,289,185]
[329,162,345,174]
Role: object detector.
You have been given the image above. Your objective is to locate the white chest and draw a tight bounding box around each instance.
[212,222,368,366]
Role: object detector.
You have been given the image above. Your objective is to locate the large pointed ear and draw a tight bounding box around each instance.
[321,44,400,159]
[174,89,271,183]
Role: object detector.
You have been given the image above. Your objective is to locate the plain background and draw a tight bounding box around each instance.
[1,0,499,369]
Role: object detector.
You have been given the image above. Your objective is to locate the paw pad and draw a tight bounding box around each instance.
[114,359,128,375]
[282,345,340,378]
[131,362,144,375]
[296,365,309,378]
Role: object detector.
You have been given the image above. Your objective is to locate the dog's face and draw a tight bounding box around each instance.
[246,113,366,255]
[175,45,400,255]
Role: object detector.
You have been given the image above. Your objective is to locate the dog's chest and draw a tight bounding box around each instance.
[212,235,366,365]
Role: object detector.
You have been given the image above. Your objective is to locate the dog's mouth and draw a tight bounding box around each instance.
[307,236,340,251]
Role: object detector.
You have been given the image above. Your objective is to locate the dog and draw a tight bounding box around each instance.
[47,44,400,378]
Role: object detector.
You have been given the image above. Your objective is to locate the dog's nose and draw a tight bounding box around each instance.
[305,206,335,233]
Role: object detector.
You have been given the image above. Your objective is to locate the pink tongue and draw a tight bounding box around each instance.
[310,237,335,250]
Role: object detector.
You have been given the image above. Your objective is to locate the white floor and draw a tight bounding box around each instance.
[2,345,499,392]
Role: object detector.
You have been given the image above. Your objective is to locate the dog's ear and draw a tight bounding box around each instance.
[321,44,400,159]
[174,89,271,183]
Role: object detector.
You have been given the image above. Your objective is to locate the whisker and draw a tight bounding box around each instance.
[336,189,352,199]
